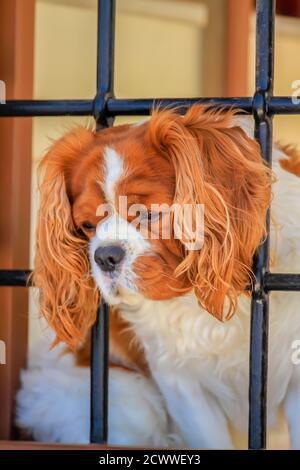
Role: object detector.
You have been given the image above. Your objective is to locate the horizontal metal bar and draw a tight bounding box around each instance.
[1,97,300,118]
[106,97,254,115]
[264,273,300,291]
[268,97,300,114]
[0,97,252,117]
[0,100,94,117]
[1,269,300,291]
[0,270,31,286]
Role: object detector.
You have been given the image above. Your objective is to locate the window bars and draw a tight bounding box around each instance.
[1,0,300,450]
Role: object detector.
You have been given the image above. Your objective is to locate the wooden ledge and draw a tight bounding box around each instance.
[0,440,125,450]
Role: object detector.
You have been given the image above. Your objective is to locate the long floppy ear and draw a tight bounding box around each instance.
[33,127,99,349]
[149,105,272,320]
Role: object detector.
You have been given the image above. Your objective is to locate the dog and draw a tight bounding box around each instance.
[16,105,300,448]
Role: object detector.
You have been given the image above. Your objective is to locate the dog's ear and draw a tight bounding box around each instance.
[33,127,99,349]
[149,105,272,320]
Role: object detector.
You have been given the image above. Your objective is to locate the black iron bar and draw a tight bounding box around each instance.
[0,100,93,117]
[90,0,116,445]
[268,97,300,114]
[90,299,110,444]
[1,96,300,117]
[107,97,254,115]
[0,270,32,286]
[248,0,275,450]
[94,0,116,127]
[107,96,300,116]
[264,273,300,291]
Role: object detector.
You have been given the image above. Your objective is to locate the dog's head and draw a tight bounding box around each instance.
[34,106,272,348]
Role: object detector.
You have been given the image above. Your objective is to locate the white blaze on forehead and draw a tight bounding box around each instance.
[92,146,151,305]
[102,146,124,206]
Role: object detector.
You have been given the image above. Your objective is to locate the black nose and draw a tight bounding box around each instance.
[94,245,125,272]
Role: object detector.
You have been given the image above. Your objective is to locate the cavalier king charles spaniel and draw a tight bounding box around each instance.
[16,105,300,448]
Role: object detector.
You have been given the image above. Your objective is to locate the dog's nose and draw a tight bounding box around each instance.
[94,245,125,272]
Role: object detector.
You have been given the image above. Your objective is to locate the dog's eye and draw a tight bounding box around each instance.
[139,211,160,222]
[81,221,96,231]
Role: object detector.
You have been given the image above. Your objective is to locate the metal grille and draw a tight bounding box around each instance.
[1,0,300,450]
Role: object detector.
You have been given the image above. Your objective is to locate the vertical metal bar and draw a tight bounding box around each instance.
[248,0,275,450]
[90,0,116,444]
[90,300,110,443]
[94,0,116,128]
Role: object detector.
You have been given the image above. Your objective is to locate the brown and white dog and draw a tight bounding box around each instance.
[16,106,300,448]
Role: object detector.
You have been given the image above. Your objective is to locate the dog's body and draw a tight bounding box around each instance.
[16,107,300,448]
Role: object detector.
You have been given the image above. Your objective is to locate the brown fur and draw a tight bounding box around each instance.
[33,128,99,349]
[146,106,272,319]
